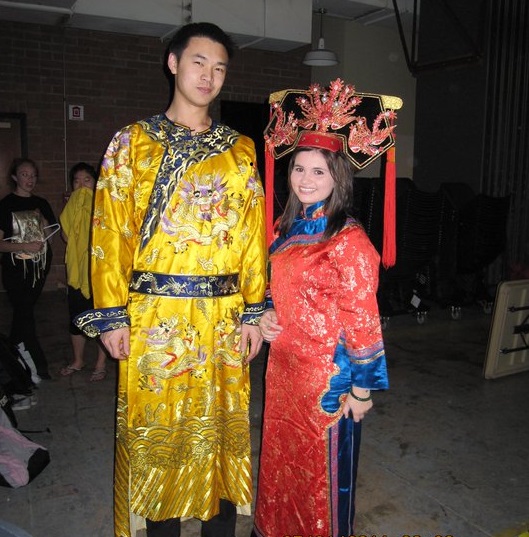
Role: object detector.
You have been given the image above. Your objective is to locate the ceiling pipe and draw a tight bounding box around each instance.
[354,8,393,25]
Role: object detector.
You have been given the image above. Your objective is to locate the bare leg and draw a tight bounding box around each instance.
[94,341,107,373]
[90,340,108,381]
[70,333,86,369]
[60,334,86,376]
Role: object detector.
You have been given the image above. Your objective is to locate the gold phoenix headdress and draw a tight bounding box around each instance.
[264,78,403,267]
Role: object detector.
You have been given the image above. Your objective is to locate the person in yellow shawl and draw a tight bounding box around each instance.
[59,162,107,381]
[74,22,267,537]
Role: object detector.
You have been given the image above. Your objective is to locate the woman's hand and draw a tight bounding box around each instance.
[342,392,373,422]
[259,309,283,342]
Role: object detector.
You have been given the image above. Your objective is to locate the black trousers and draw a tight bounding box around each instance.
[2,263,50,378]
[146,499,236,537]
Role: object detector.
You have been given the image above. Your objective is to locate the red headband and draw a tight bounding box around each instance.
[296,131,344,152]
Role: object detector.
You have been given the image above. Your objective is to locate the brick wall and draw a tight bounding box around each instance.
[0,21,311,290]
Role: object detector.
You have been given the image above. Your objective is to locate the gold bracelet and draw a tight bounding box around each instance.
[350,389,372,402]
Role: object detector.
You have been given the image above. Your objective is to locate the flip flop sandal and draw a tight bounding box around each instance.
[90,369,107,382]
[60,364,84,377]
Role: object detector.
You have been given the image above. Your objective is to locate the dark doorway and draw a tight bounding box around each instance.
[221,100,289,219]
[220,100,269,181]
[0,113,27,200]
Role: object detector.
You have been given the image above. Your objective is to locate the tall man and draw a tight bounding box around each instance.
[76,22,266,537]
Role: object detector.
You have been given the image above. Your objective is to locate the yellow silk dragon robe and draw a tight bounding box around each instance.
[76,115,266,537]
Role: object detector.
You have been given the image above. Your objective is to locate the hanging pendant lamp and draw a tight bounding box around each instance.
[303,8,338,67]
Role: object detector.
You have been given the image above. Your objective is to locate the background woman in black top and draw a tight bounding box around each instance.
[0,157,57,379]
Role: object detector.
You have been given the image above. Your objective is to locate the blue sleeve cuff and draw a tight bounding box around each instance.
[321,340,388,413]
[350,354,389,390]
[241,301,266,326]
[347,341,389,390]
[74,306,130,338]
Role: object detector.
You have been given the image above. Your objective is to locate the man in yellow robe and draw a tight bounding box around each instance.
[76,22,266,537]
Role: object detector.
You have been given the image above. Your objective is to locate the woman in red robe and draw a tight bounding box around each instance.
[253,79,398,537]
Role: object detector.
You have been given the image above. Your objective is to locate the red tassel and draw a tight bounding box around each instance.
[382,145,396,269]
[265,148,275,247]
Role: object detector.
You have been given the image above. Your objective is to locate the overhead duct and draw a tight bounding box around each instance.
[191,0,312,52]
[68,0,187,38]
[0,0,312,51]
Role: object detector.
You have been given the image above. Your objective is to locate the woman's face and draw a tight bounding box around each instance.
[13,162,38,196]
[72,170,96,191]
[290,150,335,210]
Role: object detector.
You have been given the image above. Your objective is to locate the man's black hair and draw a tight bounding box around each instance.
[167,22,235,61]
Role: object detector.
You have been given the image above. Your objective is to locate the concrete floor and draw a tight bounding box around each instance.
[0,289,528,537]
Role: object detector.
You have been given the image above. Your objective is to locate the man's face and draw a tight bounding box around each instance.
[168,36,228,108]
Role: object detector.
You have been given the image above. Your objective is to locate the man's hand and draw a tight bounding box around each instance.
[100,327,130,360]
[239,324,263,363]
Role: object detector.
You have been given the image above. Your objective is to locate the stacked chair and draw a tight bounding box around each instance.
[353,178,510,327]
